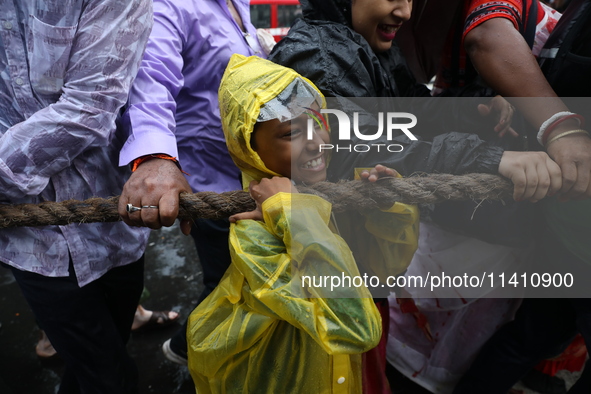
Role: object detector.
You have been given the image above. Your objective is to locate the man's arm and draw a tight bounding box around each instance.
[0,0,152,200]
[118,1,193,234]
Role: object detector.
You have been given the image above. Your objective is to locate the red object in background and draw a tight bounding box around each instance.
[250,0,302,42]
[535,334,588,377]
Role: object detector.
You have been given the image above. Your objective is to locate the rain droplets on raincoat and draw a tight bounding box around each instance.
[187,54,418,393]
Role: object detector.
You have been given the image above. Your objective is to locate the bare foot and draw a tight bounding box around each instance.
[131,305,179,331]
[36,330,57,358]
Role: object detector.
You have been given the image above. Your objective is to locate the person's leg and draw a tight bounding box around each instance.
[166,218,231,361]
[536,227,591,393]
[10,257,144,394]
[566,299,591,392]
[363,299,391,394]
[452,298,577,394]
[100,257,145,346]
[191,218,233,302]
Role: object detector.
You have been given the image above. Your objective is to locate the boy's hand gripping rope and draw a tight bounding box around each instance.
[0,173,513,229]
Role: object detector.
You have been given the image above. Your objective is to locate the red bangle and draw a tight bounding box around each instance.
[131,154,186,174]
[542,114,585,146]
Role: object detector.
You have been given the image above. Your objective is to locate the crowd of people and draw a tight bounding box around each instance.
[1,0,590,393]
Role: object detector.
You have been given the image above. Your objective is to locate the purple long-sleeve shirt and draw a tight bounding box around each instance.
[120,0,265,194]
[0,0,152,286]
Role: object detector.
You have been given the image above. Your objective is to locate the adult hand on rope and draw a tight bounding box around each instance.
[498,151,562,203]
[229,177,298,223]
[359,164,399,182]
[545,134,591,201]
[119,158,193,235]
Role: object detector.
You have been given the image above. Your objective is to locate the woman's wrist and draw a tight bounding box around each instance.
[538,112,585,147]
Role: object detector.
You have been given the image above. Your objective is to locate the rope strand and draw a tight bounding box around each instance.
[0,173,513,229]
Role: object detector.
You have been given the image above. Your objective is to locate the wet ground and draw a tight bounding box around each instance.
[0,224,581,393]
[0,225,200,394]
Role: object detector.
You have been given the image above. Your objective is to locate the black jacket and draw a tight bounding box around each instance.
[268,0,503,180]
[268,0,536,247]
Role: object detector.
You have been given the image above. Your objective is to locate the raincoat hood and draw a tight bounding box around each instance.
[219,54,326,188]
[300,0,352,26]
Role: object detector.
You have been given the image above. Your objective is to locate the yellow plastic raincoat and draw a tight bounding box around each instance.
[187,54,419,394]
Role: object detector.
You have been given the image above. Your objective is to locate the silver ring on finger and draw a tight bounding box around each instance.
[141,205,159,209]
[126,203,142,213]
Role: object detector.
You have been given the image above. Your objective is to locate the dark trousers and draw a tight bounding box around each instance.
[452,298,591,393]
[452,236,591,394]
[9,257,144,394]
[169,218,231,356]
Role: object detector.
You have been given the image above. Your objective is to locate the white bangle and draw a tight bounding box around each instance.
[537,111,577,146]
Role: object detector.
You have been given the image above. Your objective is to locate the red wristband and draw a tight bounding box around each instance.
[131,154,187,174]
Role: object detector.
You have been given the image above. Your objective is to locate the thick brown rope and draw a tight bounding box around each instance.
[0,173,513,229]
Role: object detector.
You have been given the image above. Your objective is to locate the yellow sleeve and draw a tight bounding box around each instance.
[362,201,419,278]
[230,192,382,355]
[352,168,420,277]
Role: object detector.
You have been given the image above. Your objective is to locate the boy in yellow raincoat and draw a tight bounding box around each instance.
[187,54,419,393]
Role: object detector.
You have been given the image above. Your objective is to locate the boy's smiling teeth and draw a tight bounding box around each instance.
[302,157,323,169]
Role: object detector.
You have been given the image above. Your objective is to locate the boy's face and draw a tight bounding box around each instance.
[252,111,330,185]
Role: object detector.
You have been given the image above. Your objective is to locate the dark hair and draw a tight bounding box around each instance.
[300,0,352,26]
[250,122,261,151]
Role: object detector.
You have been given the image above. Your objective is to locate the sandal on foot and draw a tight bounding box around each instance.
[132,310,180,333]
